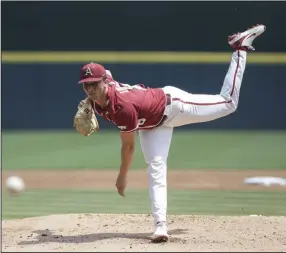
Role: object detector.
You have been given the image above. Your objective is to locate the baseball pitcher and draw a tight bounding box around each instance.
[74,24,266,242]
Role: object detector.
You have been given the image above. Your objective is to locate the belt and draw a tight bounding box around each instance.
[157,94,171,127]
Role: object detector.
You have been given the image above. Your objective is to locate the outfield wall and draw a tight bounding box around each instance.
[2,2,286,52]
[2,59,286,130]
[2,1,286,130]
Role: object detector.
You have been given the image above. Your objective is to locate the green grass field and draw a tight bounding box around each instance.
[3,189,286,220]
[2,130,286,170]
[2,130,286,220]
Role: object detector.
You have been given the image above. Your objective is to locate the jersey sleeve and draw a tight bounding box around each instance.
[115,105,138,133]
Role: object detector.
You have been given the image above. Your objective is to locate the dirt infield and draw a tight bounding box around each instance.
[2,214,286,252]
[2,169,286,252]
[2,169,286,190]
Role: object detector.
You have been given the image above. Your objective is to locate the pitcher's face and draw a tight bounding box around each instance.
[83,80,106,103]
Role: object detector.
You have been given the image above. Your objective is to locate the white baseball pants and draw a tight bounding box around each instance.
[139,50,247,225]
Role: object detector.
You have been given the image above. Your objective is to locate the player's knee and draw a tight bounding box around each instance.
[223,99,238,115]
[147,156,166,173]
[228,101,238,113]
[221,95,238,114]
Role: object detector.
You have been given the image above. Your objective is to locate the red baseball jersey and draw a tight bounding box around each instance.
[92,81,167,132]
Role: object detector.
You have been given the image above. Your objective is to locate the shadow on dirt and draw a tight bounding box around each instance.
[18,228,189,245]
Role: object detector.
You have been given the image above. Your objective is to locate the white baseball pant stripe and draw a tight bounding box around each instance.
[139,50,247,225]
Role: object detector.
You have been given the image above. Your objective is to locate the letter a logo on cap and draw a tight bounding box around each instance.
[84,67,93,76]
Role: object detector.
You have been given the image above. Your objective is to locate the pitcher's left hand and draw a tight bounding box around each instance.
[115,172,127,197]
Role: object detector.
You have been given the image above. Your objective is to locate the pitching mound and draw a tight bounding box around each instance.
[2,214,286,252]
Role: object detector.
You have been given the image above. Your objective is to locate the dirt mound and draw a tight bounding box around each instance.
[2,214,286,252]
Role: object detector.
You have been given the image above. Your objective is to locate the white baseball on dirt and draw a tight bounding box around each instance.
[6,176,25,195]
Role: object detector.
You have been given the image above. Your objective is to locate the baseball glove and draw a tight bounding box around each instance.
[73,98,99,136]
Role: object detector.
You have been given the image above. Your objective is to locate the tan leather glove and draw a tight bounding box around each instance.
[73,98,99,136]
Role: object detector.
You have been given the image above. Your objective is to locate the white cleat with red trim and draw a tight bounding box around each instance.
[228,24,266,51]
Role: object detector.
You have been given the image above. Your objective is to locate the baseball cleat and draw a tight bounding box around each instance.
[151,221,169,243]
[228,24,266,51]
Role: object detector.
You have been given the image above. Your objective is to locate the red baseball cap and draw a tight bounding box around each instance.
[78,62,106,84]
